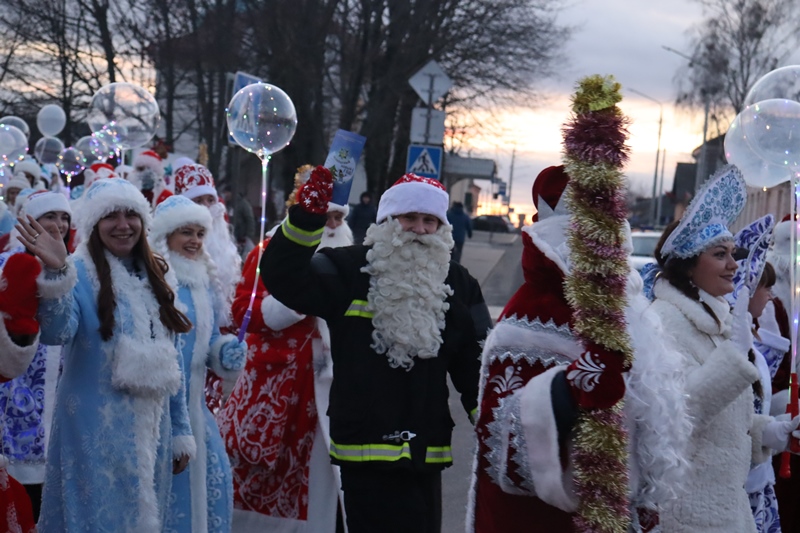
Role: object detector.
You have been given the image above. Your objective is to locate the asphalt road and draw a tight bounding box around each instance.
[440,232,524,533]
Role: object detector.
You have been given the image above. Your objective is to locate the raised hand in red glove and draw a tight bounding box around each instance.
[0,253,42,336]
[565,343,627,409]
[296,165,333,215]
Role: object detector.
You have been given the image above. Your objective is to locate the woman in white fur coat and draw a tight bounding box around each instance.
[17,178,197,532]
[645,167,800,532]
[149,195,247,533]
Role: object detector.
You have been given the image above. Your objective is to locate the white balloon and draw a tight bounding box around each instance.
[724,113,792,188]
[37,105,67,137]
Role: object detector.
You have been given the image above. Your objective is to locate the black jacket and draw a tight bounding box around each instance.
[262,206,491,471]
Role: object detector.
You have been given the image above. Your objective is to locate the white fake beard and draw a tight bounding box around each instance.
[319,221,353,250]
[362,219,454,370]
[202,202,241,325]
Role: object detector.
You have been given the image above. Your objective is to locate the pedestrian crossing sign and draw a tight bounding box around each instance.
[406,144,442,181]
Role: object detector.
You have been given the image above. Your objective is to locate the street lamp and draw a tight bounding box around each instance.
[629,88,663,227]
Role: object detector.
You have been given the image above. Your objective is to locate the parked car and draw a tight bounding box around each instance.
[629,231,660,272]
[472,215,515,233]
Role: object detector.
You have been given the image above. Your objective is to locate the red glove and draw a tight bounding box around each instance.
[296,165,333,215]
[0,254,42,336]
[565,343,626,409]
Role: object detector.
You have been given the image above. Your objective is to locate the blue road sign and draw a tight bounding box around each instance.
[228,71,262,145]
[406,144,443,180]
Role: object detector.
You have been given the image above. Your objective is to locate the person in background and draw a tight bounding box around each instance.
[446,201,472,264]
[346,191,376,245]
[221,186,255,257]
[150,195,247,533]
[13,160,45,190]
[128,150,173,211]
[5,175,32,209]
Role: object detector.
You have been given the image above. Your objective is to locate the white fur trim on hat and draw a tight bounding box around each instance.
[150,195,213,247]
[115,164,133,180]
[328,201,350,217]
[75,178,152,241]
[133,150,164,174]
[172,156,194,172]
[7,174,31,192]
[13,160,41,179]
[21,190,72,220]
[181,185,217,201]
[377,179,449,224]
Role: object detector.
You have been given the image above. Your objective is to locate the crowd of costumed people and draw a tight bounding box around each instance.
[5,70,800,533]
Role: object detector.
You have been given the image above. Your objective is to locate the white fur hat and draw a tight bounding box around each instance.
[376,173,449,224]
[150,195,212,247]
[75,178,152,241]
[7,174,31,191]
[20,190,71,220]
[328,201,350,216]
[133,150,164,174]
[13,159,41,179]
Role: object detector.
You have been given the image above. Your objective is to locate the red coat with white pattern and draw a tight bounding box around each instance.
[217,238,319,522]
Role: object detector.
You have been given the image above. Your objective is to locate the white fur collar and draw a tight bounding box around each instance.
[168,253,211,289]
[525,215,570,274]
[653,278,731,336]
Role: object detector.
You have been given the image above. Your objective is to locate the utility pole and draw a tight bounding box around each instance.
[656,148,666,226]
[629,89,663,227]
[507,146,516,215]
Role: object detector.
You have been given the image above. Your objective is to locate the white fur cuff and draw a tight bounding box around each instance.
[37,257,77,299]
[757,329,791,353]
[209,333,244,381]
[0,319,40,380]
[172,434,197,460]
[262,294,306,331]
[519,365,578,513]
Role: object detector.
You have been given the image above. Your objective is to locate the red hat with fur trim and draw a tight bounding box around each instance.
[133,150,164,174]
[376,173,449,224]
[174,164,217,200]
[83,163,117,189]
[531,165,569,222]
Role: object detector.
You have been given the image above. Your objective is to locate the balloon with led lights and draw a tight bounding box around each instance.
[738,98,800,168]
[34,136,65,165]
[0,116,30,140]
[744,65,800,108]
[226,82,297,158]
[56,146,85,176]
[75,135,113,164]
[37,104,67,136]
[86,83,160,150]
[0,125,29,163]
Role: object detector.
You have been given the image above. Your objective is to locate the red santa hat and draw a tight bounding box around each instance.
[531,165,569,222]
[376,173,449,224]
[174,164,218,200]
[20,190,71,221]
[83,163,117,189]
[133,150,164,174]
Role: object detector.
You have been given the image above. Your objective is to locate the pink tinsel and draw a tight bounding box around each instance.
[563,111,631,167]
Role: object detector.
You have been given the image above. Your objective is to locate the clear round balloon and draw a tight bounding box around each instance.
[94,121,127,152]
[0,125,29,162]
[86,83,160,150]
[75,135,112,164]
[37,104,67,137]
[226,82,297,158]
[56,146,85,176]
[738,99,800,168]
[724,113,792,188]
[34,136,65,164]
[0,116,30,140]
[744,65,800,108]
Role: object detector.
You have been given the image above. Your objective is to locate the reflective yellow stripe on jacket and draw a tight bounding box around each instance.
[281,218,323,247]
[344,299,373,318]
[329,440,452,464]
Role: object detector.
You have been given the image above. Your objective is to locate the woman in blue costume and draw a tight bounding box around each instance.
[0,191,72,521]
[150,195,246,533]
[17,178,197,532]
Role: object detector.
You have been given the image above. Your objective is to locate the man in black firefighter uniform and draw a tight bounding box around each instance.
[262,168,491,533]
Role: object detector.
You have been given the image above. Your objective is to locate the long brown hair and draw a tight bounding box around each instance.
[88,218,192,341]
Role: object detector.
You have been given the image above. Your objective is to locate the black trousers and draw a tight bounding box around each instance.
[340,467,442,533]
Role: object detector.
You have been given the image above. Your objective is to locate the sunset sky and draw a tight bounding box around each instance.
[465,0,712,221]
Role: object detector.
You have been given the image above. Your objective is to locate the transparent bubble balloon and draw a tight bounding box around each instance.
[56,146,85,176]
[0,116,30,140]
[37,104,67,136]
[75,135,112,164]
[744,65,800,108]
[226,82,297,158]
[34,136,65,164]
[725,113,793,188]
[0,125,29,162]
[94,121,127,152]
[86,83,160,150]
[738,99,800,168]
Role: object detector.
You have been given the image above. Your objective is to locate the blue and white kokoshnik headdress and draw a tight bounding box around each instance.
[660,165,747,260]
[724,214,774,307]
